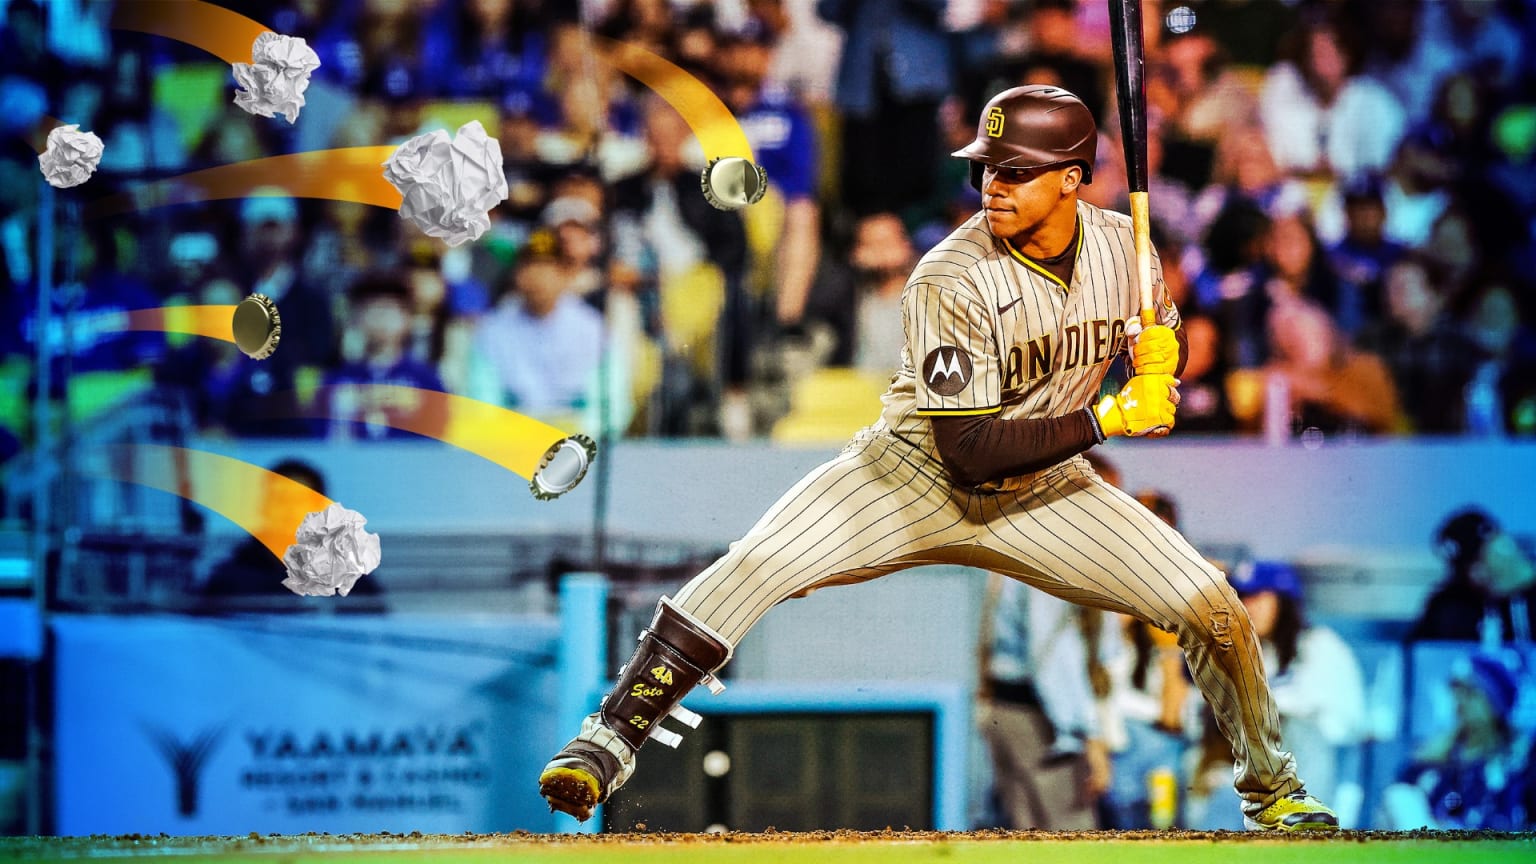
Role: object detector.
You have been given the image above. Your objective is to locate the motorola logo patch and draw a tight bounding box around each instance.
[923,347,973,396]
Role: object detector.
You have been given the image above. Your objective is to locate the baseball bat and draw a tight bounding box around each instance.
[1108,0,1156,328]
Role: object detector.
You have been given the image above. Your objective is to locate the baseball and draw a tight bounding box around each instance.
[701,157,768,211]
[1166,5,1197,34]
[701,750,731,777]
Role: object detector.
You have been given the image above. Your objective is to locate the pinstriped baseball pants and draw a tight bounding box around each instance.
[671,427,1303,815]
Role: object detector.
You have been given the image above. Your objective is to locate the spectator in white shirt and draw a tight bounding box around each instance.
[1258,10,1406,182]
[466,243,608,429]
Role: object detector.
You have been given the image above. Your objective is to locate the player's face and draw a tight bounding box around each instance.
[980,164,1079,244]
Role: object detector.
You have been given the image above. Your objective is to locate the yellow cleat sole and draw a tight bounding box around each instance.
[539,766,601,822]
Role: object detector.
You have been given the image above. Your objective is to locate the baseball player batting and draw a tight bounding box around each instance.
[540,86,1338,832]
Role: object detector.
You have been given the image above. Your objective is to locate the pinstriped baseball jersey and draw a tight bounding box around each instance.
[878,202,1179,490]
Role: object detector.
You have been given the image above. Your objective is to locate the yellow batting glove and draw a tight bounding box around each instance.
[1128,320,1180,375]
[1094,374,1180,438]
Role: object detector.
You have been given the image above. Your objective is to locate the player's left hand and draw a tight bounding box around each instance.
[1126,319,1179,376]
[1094,373,1180,438]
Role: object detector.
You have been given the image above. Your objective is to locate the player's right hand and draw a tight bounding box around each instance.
[1094,374,1179,438]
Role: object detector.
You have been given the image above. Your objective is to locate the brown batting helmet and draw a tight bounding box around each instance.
[953,85,1097,189]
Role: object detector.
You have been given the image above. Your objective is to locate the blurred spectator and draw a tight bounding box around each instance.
[1355,257,1481,435]
[1191,198,1273,371]
[300,200,396,303]
[1170,315,1231,434]
[1183,700,1243,830]
[324,273,445,442]
[0,1,57,95]
[239,192,336,374]
[1189,128,1308,253]
[817,0,949,215]
[1324,176,1406,339]
[1143,123,1200,250]
[322,0,428,103]
[1174,0,1296,69]
[162,229,223,304]
[187,102,279,172]
[1258,9,1405,181]
[1414,508,1536,645]
[982,562,1111,830]
[716,22,821,341]
[1261,213,1342,317]
[978,0,1106,127]
[595,0,674,55]
[537,31,646,179]
[542,195,605,303]
[1257,297,1405,437]
[980,451,1119,830]
[848,212,913,377]
[1462,280,1536,437]
[403,245,480,391]
[19,225,165,405]
[1147,31,1259,192]
[155,277,302,438]
[500,85,563,227]
[760,0,842,107]
[612,94,750,436]
[1357,0,1523,129]
[1096,489,1191,830]
[950,0,1015,123]
[1488,101,1536,228]
[90,37,189,177]
[418,0,565,100]
[669,3,720,79]
[466,245,606,427]
[1078,130,1127,215]
[1382,138,1454,251]
[1228,560,1367,825]
[1380,652,1531,830]
[197,458,384,612]
[1418,200,1482,296]
[1396,73,1498,194]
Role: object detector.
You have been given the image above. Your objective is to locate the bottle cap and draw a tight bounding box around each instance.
[700,157,768,211]
[530,434,598,501]
[232,293,282,360]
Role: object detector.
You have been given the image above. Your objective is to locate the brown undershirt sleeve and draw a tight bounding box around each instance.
[930,324,1186,488]
[930,409,1100,488]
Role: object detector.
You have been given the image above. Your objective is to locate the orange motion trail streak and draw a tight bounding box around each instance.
[82,444,334,561]
[85,147,403,219]
[109,0,270,66]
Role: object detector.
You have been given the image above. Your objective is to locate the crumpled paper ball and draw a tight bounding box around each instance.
[37,124,104,189]
[281,503,382,597]
[382,120,509,247]
[232,31,322,124]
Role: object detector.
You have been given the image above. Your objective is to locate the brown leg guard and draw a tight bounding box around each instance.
[601,597,733,750]
[539,598,733,820]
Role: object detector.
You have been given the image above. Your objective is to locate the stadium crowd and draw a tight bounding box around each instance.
[1,0,1535,447]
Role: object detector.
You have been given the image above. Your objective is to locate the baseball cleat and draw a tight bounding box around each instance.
[1244,790,1339,832]
[538,741,622,822]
